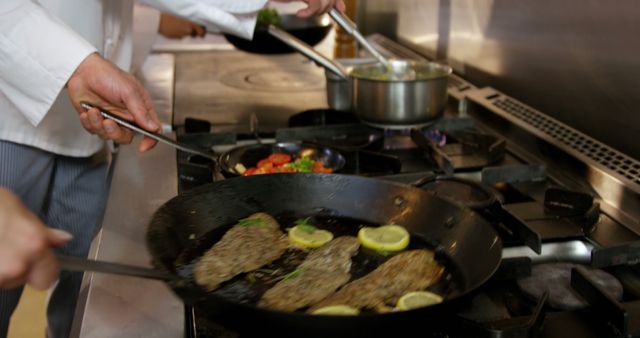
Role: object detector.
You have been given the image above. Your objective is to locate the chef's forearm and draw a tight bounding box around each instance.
[139,0,267,39]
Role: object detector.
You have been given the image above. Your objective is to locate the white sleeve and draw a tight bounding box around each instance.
[140,0,268,40]
[0,0,97,126]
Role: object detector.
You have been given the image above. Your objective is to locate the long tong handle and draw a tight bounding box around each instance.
[57,254,172,281]
[80,102,217,161]
[329,8,392,70]
[267,25,349,79]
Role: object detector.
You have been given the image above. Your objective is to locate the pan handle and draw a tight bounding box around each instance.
[57,254,173,281]
[80,102,218,163]
[267,25,349,80]
[328,9,392,71]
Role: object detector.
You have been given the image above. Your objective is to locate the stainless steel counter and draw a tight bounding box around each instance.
[173,51,330,132]
[71,54,183,338]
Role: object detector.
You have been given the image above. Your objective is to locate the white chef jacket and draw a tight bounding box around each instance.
[0,0,266,157]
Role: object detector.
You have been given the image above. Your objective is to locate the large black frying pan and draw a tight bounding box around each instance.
[146,174,502,337]
[225,13,332,54]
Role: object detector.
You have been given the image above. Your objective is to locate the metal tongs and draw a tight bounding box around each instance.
[328,8,393,71]
[80,102,218,162]
[57,254,172,281]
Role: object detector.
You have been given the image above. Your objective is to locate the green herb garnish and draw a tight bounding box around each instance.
[238,218,266,228]
[247,272,256,285]
[294,217,317,233]
[257,8,280,27]
[275,268,305,282]
[284,157,314,173]
[256,268,281,276]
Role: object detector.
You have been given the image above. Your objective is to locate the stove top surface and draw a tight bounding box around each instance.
[171,41,640,338]
[174,108,640,338]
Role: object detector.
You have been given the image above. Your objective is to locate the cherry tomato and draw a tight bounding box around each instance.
[243,168,258,176]
[257,159,272,168]
[312,161,333,173]
[268,153,292,165]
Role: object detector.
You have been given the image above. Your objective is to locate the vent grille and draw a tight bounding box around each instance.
[493,97,640,185]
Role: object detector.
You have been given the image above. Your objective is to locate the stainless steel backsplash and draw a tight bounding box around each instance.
[358,0,640,160]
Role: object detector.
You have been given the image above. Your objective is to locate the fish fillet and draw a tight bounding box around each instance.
[309,249,444,312]
[193,213,289,291]
[259,236,360,311]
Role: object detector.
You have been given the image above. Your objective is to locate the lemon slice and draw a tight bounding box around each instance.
[357,224,410,252]
[288,225,334,248]
[396,291,443,311]
[312,305,360,316]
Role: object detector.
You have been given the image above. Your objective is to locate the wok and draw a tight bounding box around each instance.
[146,174,502,337]
[218,141,346,177]
[224,13,332,54]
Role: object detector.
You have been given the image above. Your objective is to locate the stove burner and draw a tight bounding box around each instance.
[516,263,623,310]
[425,130,447,146]
[288,109,360,127]
[411,128,507,174]
[362,119,436,130]
[381,128,417,150]
[416,176,502,210]
[220,67,324,92]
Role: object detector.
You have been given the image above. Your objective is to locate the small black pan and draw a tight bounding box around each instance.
[218,142,346,177]
[224,14,332,54]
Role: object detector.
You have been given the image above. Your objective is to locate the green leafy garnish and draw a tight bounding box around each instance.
[257,8,280,27]
[294,218,317,233]
[246,272,256,285]
[275,268,306,282]
[238,218,266,227]
[256,268,281,276]
[284,157,314,173]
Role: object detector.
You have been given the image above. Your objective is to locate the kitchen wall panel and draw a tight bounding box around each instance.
[360,0,640,160]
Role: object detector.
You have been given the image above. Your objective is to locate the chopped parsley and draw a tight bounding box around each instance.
[238,218,266,228]
[256,268,281,276]
[294,218,317,233]
[257,8,280,27]
[275,268,306,282]
[284,157,314,173]
[246,273,256,285]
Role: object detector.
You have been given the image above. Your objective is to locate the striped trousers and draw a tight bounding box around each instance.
[0,140,109,338]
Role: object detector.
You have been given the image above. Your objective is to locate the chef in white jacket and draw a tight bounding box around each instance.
[0,0,344,337]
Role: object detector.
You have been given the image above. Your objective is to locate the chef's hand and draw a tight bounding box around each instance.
[0,188,73,290]
[159,13,206,39]
[272,0,346,17]
[67,53,160,152]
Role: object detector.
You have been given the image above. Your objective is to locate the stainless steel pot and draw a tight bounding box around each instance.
[268,26,452,127]
[325,58,375,111]
[350,60,451,127]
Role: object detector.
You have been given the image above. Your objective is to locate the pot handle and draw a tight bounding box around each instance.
[267,25,349,80]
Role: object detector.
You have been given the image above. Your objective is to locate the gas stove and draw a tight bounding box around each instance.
[170,37,640,338]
